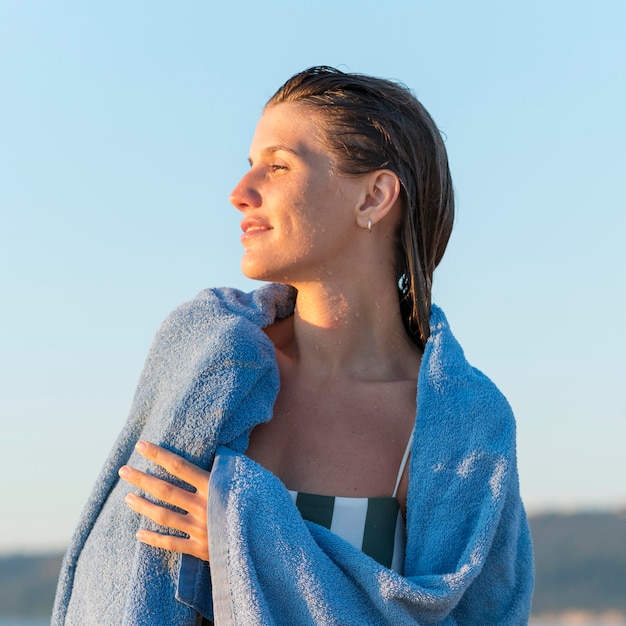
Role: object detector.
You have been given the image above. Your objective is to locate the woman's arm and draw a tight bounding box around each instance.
[118,441,211,561]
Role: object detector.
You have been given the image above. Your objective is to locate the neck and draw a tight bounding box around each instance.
[282,278,421,383]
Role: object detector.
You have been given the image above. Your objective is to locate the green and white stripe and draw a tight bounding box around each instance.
[290,491,406,572]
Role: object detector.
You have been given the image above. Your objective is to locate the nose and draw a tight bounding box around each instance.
[230,170,262,212]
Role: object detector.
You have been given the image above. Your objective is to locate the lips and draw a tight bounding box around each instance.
[240,217,272,241]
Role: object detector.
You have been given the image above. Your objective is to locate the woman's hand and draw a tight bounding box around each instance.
[118,440,210,561]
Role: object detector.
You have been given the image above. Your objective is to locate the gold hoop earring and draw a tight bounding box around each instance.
[367,218,372,233]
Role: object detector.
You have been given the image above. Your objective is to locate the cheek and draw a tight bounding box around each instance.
[293,177,338,220]
[287,196,329,250]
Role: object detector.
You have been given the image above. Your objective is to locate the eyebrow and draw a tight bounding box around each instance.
[248,145,301,166]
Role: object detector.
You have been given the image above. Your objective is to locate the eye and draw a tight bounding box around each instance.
[270,163,288,172]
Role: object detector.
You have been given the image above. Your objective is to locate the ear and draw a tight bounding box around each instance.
[355,169,401,231]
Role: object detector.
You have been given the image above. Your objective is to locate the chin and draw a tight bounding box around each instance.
[241,265,296,287]
[241,260,276,283]
[240,251,313,286]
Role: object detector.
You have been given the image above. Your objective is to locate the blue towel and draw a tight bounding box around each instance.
[53,283,533,625]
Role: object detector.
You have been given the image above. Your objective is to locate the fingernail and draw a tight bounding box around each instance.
[136,441,147,453]
[118,466,129,478]
[125,493,136,504]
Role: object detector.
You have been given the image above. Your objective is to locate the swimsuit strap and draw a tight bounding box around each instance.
[392,431,414,498]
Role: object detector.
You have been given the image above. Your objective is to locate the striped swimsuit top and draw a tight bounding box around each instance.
[199,437,413,625]
[288,432,413,574]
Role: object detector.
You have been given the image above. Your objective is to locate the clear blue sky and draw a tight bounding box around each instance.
[1,1,624,553]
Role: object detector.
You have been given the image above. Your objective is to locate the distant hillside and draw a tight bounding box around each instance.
[0,552,63,617]
[530,510,626,614]
[1,510,625,618]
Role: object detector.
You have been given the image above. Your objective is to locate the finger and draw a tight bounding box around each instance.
[124,492,196,536]
[119,465,202,515]
[135,441,210,491]
[135,528,210,562]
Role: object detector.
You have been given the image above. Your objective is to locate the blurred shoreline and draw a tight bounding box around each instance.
[531,610,626,625]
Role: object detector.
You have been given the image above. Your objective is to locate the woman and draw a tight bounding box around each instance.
[53,67,533,625]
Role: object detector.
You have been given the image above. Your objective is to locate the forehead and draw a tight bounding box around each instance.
[250,102,327,156]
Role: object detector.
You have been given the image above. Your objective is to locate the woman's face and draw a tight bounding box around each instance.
[230,102,367,284]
